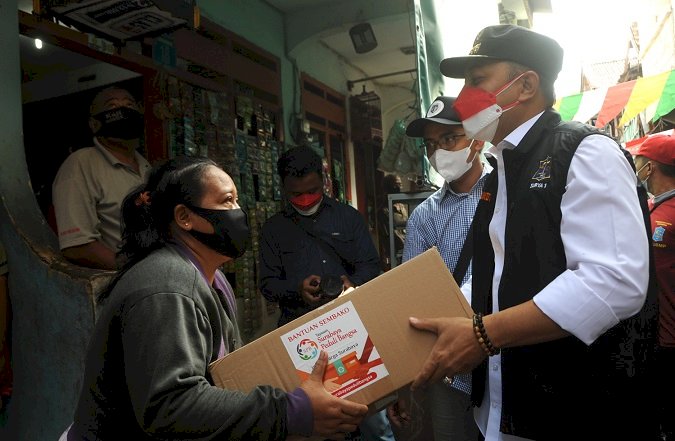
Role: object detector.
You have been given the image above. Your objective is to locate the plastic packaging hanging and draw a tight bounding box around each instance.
[378,119,423,177]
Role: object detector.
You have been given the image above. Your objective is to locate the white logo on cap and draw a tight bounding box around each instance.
[426,100,444,117]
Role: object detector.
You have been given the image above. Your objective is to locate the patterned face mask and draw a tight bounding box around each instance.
[453,72,526,143]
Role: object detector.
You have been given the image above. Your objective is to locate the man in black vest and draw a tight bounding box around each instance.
[408,25,658,440]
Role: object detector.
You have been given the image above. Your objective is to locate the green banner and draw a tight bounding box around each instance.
[414,0,446,187]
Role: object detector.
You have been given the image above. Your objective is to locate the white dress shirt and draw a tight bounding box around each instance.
[473,112,649,441]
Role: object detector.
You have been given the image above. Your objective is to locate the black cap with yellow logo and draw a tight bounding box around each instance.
[440,24,564,82]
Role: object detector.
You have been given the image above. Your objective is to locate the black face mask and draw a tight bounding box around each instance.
[187,206,250,258]
[93,107,144,140]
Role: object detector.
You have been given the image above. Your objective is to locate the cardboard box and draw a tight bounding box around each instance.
[209,247,473,412]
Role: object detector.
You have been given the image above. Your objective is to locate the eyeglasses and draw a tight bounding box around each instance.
[422,133,466,151]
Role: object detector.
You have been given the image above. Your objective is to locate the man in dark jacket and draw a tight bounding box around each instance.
[259,146,380,326]
[258,145,393,441]
[408,25,658,440]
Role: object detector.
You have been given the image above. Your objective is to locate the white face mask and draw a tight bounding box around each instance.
[636,162,652,196]
[462,105,502,143]
[429,142,476,183]
[292,197,323,216]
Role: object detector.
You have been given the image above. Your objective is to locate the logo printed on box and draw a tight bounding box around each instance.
[281,301,389,398]
[297,339,319,360]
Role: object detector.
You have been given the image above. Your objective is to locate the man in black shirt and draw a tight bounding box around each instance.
[259,146,380,326]
[258,146,393,441]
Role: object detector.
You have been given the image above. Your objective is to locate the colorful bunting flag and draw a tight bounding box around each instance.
[595,80,635,128]
[619,70,671,126]
[575,87,607,126]
[654,71,675,121]
[557,93,582,121]
[553,69,675,128]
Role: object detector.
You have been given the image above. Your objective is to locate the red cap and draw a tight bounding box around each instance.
[635,133,675,166]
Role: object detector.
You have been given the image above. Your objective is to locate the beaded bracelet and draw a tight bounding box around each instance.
[473,313,500,356]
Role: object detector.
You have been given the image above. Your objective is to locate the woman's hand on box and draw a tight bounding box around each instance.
[300,350,368,439]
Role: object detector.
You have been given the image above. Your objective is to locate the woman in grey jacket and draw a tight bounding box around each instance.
[63,156,367,440]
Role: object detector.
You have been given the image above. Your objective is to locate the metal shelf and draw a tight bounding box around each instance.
[388,191,434,268]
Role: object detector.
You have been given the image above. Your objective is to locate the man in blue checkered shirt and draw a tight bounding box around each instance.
[387,96,491,441]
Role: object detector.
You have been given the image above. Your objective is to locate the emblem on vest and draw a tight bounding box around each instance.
[530,156,551,189]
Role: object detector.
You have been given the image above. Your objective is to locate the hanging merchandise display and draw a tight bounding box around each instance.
[554,69,675,128]
[231,96,283,336]
[377,119,423,177]
[373,0,446,188]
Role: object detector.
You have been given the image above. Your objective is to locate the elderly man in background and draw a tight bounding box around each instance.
[52,86,151,270]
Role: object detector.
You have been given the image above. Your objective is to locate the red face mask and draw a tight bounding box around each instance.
[290,192,322,210]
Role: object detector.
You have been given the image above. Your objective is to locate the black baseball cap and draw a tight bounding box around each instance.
[440,25,564,81]
[406,96,461,137]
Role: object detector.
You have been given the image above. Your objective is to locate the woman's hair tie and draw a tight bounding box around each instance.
[134,191,151,207]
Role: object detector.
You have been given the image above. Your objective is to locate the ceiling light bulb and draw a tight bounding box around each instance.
[34,38,43,49]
